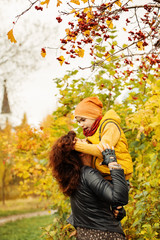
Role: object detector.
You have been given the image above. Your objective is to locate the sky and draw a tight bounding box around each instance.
[0,0,152,128]
[0,0,94,128]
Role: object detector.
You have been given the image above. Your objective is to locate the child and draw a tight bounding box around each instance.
[74,96,133,180]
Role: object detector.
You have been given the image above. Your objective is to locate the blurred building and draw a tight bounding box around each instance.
[0,80,11,129]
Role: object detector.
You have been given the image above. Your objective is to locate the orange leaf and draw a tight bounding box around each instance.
[70,0,80,5]
[84,30,90,37]
[106,3,112,11]
[57,56,65,65]
[75,48,85,57]
[69,230,77,237]
[81,0,88,3]
[7,29,17,43]
[104,52,111,61]
[41,48,46,58]
[106,20,113,29]
[57,0,62,7]
[115,0,122,7]
[41,0,50,7]
[137,41,144,51]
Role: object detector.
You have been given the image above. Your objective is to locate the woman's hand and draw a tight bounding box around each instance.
[113,206,126,221]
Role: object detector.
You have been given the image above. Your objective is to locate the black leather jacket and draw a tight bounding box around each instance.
[67,166,128,235]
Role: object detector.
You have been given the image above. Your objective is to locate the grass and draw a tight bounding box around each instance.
[0,197,52,217]
[0,214,54,240]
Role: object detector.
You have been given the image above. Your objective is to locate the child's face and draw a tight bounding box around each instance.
[76,117,95,131]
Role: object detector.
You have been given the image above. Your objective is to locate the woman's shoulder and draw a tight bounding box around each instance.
[81,166,102,182]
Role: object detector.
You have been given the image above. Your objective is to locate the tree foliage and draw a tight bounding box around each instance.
[7,0,160,72]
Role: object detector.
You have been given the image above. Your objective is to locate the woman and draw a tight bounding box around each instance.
[49,131,128,240]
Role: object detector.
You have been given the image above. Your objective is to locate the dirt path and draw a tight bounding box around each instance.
[0,210,56,226]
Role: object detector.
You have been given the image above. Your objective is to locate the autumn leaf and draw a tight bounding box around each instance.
[70,0,80,5]
[84,30,90,37]
[104,52,111,61]
[115,0,122,7]
[57,55,65,65]
[81,0,88,3]
[69,230,77,237]
[57,0,62,7]
[137,41,144,50]
[106,20,113,29]
[106,3,112,11]
[41,48,46,58]
[7,29,17,43]
[123,28,126,31]
[75,48,85,57]
[41,0,50,7]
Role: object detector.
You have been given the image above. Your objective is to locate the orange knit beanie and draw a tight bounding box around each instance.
[75,96,103,119]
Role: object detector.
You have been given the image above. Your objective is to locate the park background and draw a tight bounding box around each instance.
[0,0,159,239]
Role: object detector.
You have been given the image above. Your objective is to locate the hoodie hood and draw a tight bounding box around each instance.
[103,109,121,124]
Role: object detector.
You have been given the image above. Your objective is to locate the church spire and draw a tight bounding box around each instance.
[1,79,11,114]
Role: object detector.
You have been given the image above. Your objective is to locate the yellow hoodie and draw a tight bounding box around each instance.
[75,109,133,180]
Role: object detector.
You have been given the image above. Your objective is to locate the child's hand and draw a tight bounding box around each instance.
[97,142,117,166]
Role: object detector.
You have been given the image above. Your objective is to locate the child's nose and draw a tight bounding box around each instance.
[80,122,84,128]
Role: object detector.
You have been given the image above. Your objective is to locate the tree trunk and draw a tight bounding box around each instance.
[2,168,6,205]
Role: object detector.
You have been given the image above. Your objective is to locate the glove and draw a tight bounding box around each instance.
[113,206,126,221]
[101,148,117,166]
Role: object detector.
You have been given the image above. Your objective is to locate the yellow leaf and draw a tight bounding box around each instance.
[62,224,71,230]
[84,30,90,36]
[57,56,65,65]
[137,41,144,50]
[123,28,126,31]
[41,0,50,7]
[115,0,122,7]
[57,0,62,7]
[75,48,85,57]
[7,29,17,43]
[70,0,80,5]
[69,230,77,237]
[41,48,46,58]
[104,52,111,61]
[106,3,112,11]
[106,20,113,29]
[81,0,88,3]
[70,9,76,13]
[91,0,95,3]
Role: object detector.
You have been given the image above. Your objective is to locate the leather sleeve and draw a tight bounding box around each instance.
[83,167,128,206]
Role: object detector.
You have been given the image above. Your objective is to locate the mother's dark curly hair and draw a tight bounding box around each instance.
[49,131,83,197]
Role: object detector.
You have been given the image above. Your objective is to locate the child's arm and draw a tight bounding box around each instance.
[98,122,121,149]
[74,123,120,158]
